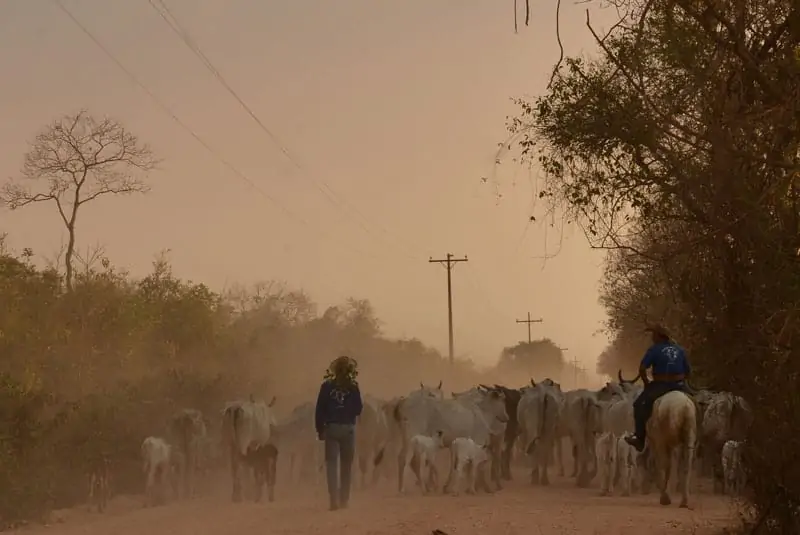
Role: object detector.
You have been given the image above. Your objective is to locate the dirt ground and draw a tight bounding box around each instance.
[15,466,738,535]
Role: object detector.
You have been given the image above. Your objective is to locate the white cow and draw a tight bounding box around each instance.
[86,454,111,513]
[699,392,752,492]
[445,437,492,496]
[452,386,509,489]
[390,382,508,494]
[373,395,404,481]
[616,434,639,496]
[222,396,277,502]
[407,430,445,494]
[169,408,208,499]
[141,436,173,507]
[596,431,617,496]
[721,439,745,496]
[381,382,444,492]
[274,402,321,485]
[562,389,604,487]
[596,380,642,488]
[356,395,390,488]
[517,380,562,485]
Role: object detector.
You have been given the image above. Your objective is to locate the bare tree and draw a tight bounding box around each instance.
[0,110,158,290]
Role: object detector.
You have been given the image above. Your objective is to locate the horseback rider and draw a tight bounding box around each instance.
[624,324,692,452]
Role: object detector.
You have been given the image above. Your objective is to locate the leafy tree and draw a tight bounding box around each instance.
[497,338,565,378]
[504,0,800,527]
[0,111,158,290]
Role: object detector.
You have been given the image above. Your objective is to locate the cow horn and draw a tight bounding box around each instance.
[530,378,536,387]
[437,380,442,390]
[618,369,640,383]
[420,382,424,389]
[478,383,492,391]
[268,396,276,408]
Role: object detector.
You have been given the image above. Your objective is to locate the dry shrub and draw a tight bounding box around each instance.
[0,240,564,525]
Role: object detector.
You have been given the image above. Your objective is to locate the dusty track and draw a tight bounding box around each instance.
[17,471,736,535]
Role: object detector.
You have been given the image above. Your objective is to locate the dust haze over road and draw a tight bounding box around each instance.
[0,1,749,534]
[20,466,735,535]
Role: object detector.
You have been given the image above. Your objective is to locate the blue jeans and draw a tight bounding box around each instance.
[633,381,688,440]
[324,423,356,507]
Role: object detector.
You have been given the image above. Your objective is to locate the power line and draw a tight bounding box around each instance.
[51,0,385,263]
[429,253,468,364]
[515,312,543,344]
[53,0,531,353]
[146,0,426,262]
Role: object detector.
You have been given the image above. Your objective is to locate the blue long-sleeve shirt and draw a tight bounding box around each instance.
[641,341,691,377]
[315,379,363,435]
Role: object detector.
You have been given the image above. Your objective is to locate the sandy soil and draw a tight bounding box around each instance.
[15,468,738,535]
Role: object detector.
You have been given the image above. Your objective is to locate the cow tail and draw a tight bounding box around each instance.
[177,415,192,459]
[525,393,548,455]
[232,407,241,428]
[373,447,385,467]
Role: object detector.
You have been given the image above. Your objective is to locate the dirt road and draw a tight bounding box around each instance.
[18,474,736,535]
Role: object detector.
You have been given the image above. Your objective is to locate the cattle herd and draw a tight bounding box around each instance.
[85,375,753,515]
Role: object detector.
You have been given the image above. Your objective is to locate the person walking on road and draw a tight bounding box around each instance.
[315,355,363,511]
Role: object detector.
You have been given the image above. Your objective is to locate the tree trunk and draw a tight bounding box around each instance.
[65,224,76,292]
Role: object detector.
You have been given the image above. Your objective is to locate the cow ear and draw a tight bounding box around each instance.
[268,396,276,408]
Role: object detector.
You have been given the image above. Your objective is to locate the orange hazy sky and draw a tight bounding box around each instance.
[0,0,620,374]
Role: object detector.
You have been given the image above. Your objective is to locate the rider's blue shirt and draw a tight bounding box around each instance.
[640,342,690,377]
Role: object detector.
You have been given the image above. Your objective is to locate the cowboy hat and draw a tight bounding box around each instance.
[644,323,671,340]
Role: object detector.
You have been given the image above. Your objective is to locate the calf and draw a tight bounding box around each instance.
[141,436,173,507]
[244,443,278,503]
[87,455,111,513]
[616,435,639,497]
[407,430,445,494]
[721,440,745,496]
[596,432,617,496]
[444,437,492,496]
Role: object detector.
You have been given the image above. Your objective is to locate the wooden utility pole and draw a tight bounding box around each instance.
[515,312,543,343]
[570,355,581,386]
[429,253,468,364]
